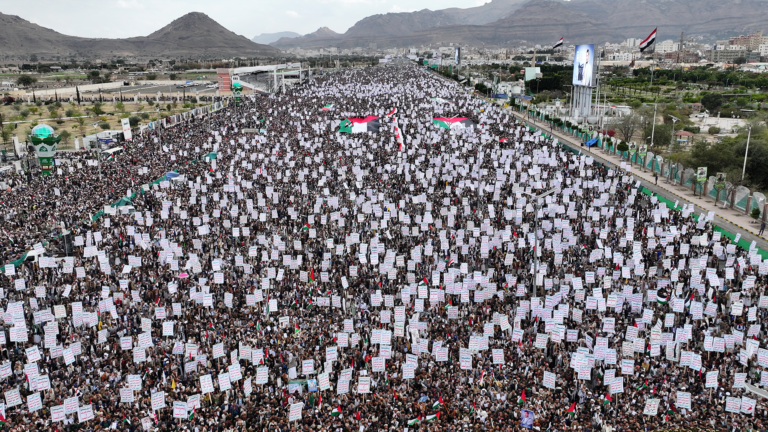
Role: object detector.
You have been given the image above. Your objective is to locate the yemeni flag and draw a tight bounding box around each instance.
[445,255,454,266]
[386,108,397,116]
[425,413,440,422]
[566,402,576,417]
[639,28,657,52]
[604,393,612,405]
[339,116,380,133]
[432,396,444,409]
[407,416,421,426]
[433,117,474,130]
[330,405,342,416]
[321,104,334,111]
[553,37,564,49]
[518,390,526,405]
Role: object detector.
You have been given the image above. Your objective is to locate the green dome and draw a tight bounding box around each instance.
[31,124,55,139]
[232,82,242,88]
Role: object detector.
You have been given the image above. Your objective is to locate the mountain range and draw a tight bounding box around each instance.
[271,0,768,49]
[0,12,280,60]
[252,31,302,45]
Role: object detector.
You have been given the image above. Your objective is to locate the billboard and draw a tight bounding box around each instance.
[454,47,461,66]
[572,44,595,86]
[524,67,541,82]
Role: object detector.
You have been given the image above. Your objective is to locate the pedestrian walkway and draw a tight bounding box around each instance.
[510,109,768,254]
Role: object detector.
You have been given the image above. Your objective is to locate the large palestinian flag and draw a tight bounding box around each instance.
[433,117,474,130]
[339,116,380,133]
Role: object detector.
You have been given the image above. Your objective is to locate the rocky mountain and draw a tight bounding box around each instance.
[271,0,526,48]
[271,0,768,49]
[252,31,302,45]
[0,11,281,60]
[273,27,341,48]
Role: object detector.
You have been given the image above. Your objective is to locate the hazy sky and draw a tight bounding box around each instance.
[1,0,494,39]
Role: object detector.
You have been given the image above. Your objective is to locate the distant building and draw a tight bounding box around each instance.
[708,49,758,62]
[656,40,680,54]
[729,31,767,51]
[663,51,701,63]
[760,44,768,58]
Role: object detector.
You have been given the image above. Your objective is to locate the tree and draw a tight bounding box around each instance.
[59,129,71,144]
[98,121,110,130]
[701,93,723,113]
[616,141,629,157]
[91,103,105,116]
[608,113,641,143]
[169,74,178,80]
[116,102,126,113]
[708,126,721,135]
[128,115,140,127]
[1,124,13,144]
[146,74,157,80]
[16,75,37,87]
[76,117,86,135]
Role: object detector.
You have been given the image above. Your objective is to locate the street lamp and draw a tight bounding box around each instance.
[668,115,680,149]
[521,188,557,298]
[741,125,752,182]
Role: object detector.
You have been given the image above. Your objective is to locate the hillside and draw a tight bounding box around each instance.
[252,31,302,45]
[0,11,281,60]
[271,0,768,49]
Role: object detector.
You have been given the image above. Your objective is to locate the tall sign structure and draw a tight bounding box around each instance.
[571,44,596,120]
[231,82,243,106]
[28,124,60,176]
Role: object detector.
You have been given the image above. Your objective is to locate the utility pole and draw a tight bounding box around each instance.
[523,189,556,297]
[677,31,684,64]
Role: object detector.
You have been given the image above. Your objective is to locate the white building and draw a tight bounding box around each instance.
[760,44,768,57]
[656,40,680,54]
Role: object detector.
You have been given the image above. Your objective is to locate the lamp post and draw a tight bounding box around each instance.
[521,188,557,298]
[668,115,680,150]
[741,125,752,182]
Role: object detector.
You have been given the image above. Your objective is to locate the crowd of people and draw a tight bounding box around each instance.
[0,63,766,432]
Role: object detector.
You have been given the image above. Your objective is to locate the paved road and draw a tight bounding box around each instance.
[511,109,768,253]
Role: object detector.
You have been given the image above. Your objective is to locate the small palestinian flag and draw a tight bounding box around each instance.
[321,104,334,111]
[384,373,390,385]
[419,277,428,287]
[425,413,440,422]
[518,389,526,405]
[188,409,195,421]
[309,269,315,283]
[445,300,454,310]
[469,402,475,414]
[300,223,310,232]
[339,116,380,133]
[330,405,342,416]
[432,396,444,409]
[407,416,421,426]
[639,28,657,52]
[553,37,564,49]
[122,413,131,424]
[433,117,474,130]
[604,393,612,405]
[567,402,576,417]
[657,288,669,305]
[105,154,115,161]
[294,323,301,337]
[637,379,648,390]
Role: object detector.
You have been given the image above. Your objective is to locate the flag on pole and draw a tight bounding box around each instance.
[567,402,576,417]
[407,417,421,425]
[188,409,195,421]
[330,405,342,416]
[309,269,315,283]
[419,277,428,287]
[639,28,657,52]
[553,37,564,49]
[294,323,301,337]
[518,390,526,404]
[432,396,444,409]
[604,393,612,405]
[425,413,440,422]
[637,379,648,390]
[122,413,130,424]
[300,223,310,232]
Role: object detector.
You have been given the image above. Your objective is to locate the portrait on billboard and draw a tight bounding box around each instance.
[572,44,595,86]
[454,47,461,66]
